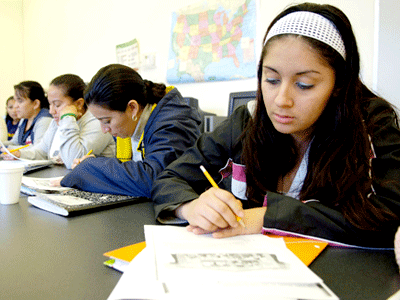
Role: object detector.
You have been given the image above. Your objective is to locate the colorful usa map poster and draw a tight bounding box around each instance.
[167,0,257,83]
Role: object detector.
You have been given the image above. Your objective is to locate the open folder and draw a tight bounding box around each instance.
[104,242,147,272]
[265,234,328,266]
[103,235,327,272]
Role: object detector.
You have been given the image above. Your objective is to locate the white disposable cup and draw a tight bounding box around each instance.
[0,162,25,205]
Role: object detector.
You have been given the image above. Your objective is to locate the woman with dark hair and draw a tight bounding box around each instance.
[2,74,115,169]
[5,96,20,140]
[58,64,201,198]
[4,81,52,146]
[151,2,400,248]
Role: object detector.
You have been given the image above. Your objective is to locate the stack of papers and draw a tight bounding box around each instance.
[108,225,338,300]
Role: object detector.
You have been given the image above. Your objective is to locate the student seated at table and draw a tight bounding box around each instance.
[5,96,20,140]
[151,2,400,248]
[57,64,201,197]
[1,74,116,168]
[3,81,52,147]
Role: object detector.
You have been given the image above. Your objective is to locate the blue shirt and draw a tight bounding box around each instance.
[6,118,18,140]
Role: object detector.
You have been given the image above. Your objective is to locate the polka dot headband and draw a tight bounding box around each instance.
[265,11,346,60]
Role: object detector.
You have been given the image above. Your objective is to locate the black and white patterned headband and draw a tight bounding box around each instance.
[265,11,346,60]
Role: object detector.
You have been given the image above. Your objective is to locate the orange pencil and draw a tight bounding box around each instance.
[9,144,30,152]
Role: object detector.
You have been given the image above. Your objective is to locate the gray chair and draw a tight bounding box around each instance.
[228,91,257,116]
[202,91,258,132]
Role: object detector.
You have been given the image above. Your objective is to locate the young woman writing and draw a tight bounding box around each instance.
[58,64,201,198]
[2,74,115,168]
[151,3,400,248]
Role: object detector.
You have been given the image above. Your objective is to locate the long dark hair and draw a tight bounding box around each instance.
[50,74,87,110]
[84,64,166,111]
[14,81,49,109]
[241,3,397,230]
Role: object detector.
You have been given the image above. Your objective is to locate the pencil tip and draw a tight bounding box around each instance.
[237,217,246,228]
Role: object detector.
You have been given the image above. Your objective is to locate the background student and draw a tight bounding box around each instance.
[4,81,52,146]
[151,2,400,248]
[1,74,115,169]
[5,96,20,140]
[58,64,201,198]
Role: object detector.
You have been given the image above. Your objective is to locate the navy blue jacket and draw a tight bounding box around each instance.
[60,88,201,198]
[16,108,52,144]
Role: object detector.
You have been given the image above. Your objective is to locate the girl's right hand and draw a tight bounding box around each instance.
[175,188,244,234]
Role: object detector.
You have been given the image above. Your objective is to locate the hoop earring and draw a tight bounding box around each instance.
[132,115,138,122]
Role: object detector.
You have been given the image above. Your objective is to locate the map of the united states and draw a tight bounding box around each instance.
[167,0,256,83]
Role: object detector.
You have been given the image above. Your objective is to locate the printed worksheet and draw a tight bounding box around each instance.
[145,225,322,285]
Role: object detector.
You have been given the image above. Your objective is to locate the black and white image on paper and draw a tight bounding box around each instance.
[168,252,288,271]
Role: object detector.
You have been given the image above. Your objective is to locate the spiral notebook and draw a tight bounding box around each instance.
[27,189,143,216]
[22,176,144,216]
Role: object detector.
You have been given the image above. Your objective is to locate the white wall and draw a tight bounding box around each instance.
[374,0,400,109]
[0,0,24,116]
[1,0,376,116]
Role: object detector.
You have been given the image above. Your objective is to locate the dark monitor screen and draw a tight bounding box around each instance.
[228,91,256,116]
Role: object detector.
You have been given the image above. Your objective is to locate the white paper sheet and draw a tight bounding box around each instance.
[107,226,339,300]
[145,225,322,285]
[107,249,164,300]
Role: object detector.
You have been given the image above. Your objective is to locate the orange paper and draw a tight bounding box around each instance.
[104,235,327,267]
[104,241,146,263]
[266,234,328,266]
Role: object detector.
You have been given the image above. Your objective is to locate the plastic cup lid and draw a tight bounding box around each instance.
[0,162,25,172]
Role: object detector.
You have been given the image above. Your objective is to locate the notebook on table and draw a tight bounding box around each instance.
[21,176,144,216]
[27,189,144,216]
